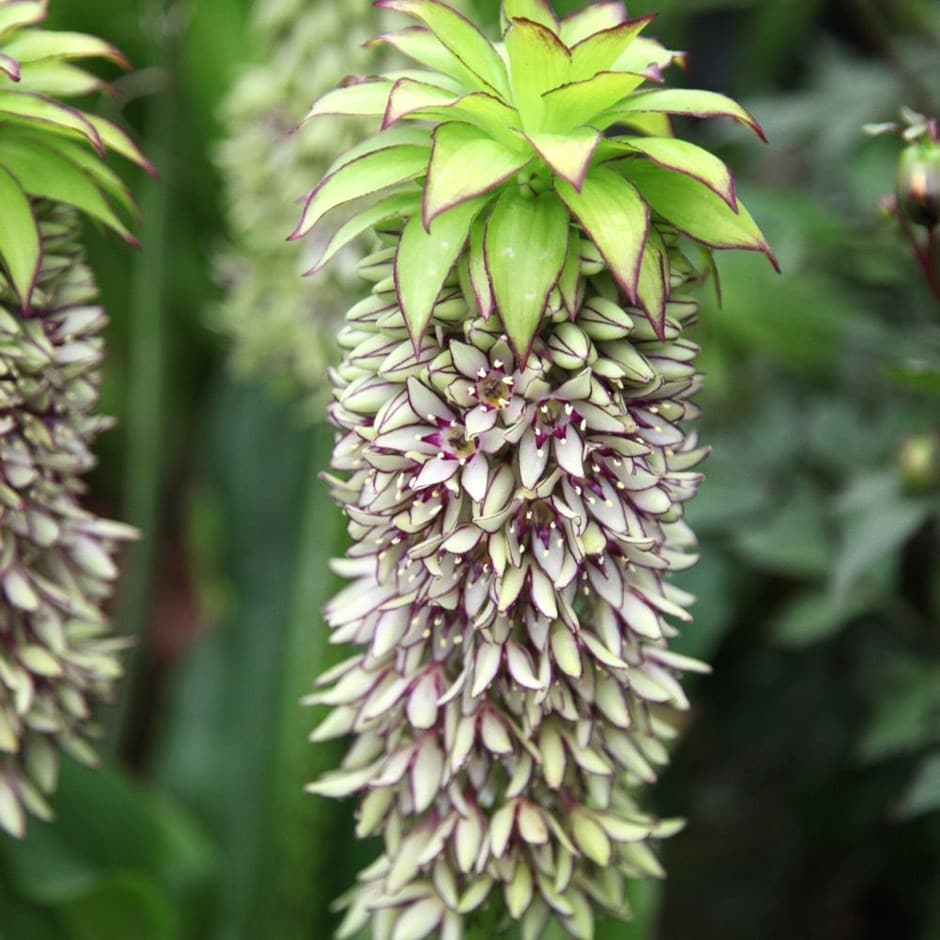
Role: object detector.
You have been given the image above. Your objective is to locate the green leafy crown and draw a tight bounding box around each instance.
[291,0,776,359]
[0,0,153,307]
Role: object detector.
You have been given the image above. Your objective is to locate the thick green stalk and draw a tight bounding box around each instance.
[107,29,174,756]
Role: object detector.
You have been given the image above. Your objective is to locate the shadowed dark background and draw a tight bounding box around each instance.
[1,1,938,938]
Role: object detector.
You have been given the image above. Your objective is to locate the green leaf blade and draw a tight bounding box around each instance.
[484,189,569,360]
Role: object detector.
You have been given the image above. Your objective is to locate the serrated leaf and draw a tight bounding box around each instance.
[290,144,429,239]
[543,71,646,133]
[2,29,129,69]
[485,189,569,360]
[0,138,136,241]
[377,0,510,99]
[559,2,627,45]
[308,191,420,274]
[0,90,103,153]
[0,1,47,45]
[627,161,777,265]
[525,127,600,189]
[300,79,393,123]
[568,16,655,82]
[424,121,530,225]
[617,135,737,208]
[505,17,570,132]
[396,197,484,345]
[555,166,648,302]
[383,76,457,127]
[0,166,39,304]
[611,87,766,140]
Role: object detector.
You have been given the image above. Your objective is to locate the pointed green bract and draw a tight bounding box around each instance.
[543,71,646,132]
[485,188,569,357]
[526,127,600,188]
[465,215,493,318]
[291,145,429,239]
[377,0,510,98]
[3,29,128,68]
[620,136,738,208]
[302,79,395,122]
[504,16,570,132]
[384,77,459,126]
[568,15,653,81]
[612,87,766,140]
[396,197,483,345]
[628,161,777,264]
[309,192,420,275]
[555,167,649,302]
[0,166,39,303]
[503,0,559,33]
[0,139,136,242]
[425,121,530,224]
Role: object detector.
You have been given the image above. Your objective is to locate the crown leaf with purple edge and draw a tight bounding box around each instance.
[292,0,774,358]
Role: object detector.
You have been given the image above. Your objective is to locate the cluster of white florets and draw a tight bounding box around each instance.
[0,206,131,838]
[308,229,710,939]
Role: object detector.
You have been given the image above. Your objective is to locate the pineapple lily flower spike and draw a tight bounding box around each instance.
[0,0,150,838]
[295,1,775,937]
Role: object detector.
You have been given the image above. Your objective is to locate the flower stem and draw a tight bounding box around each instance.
[104,19,174,757]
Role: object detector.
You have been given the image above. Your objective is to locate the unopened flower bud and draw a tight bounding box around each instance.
[896,142,940,229]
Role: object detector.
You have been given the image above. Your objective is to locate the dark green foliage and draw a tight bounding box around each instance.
[1,0,939,938]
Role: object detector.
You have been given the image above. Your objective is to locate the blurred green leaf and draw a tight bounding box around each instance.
[771,588,868,647]
[733,487,832,578]
[859,659,940,762]
[831,495,930,602]
[898,752,940,820]
[57,874,175,940]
